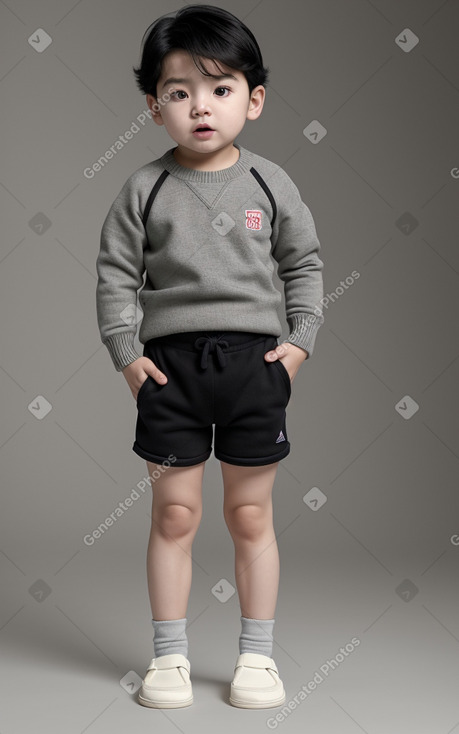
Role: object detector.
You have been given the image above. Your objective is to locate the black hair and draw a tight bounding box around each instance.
[132,4,269,100]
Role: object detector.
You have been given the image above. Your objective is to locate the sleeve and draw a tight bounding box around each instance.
[270,173,324,359]
[96,174,147,371]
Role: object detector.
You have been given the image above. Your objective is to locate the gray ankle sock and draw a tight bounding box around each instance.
[239,616,275,657]
[152,618,188,659]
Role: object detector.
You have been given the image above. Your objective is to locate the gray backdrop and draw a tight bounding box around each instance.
[1,1,458,732]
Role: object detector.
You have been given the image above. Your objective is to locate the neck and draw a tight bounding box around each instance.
[172,143,240,171]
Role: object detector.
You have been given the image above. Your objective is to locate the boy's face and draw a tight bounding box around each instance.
[147,49,265,157]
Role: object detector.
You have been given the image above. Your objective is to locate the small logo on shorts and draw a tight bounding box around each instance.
[245,210,262,230]
[276,430,286,443]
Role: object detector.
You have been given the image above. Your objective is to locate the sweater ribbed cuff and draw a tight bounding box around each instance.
[285,313,324,359]
[103,332,142,372]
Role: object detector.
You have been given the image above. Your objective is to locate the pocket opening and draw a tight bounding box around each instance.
[273,359,292,398]
[136,375,151,404]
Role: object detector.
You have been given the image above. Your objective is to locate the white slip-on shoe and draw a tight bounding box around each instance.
[137,653,193,708]
[229,652,286,709]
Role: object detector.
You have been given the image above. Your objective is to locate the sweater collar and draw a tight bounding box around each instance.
[160,143,252,183]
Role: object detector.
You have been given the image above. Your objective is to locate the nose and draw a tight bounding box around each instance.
[191,94,212,118]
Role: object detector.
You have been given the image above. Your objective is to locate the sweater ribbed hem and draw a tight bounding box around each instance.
[102,314,323,368]
[160,143,252,183]
[285,313,324,358]
[103,332,142,372]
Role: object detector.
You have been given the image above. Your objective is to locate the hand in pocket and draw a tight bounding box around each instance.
[122,357,168,401]
[264,341,308,384]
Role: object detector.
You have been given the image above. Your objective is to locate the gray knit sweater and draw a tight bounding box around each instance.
[96,143,324,371]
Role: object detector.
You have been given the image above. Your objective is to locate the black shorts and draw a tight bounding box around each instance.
[132,330,292,467]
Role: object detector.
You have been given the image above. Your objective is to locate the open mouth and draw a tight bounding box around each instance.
[194,125,214,132]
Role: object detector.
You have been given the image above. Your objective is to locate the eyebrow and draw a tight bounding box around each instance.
[162,74,238,89]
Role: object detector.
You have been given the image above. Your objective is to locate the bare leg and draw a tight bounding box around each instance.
[221,461,280,619]
[146,460,205,620]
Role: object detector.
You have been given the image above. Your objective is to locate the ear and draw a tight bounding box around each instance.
[146,94,165,126]
[246,85,266,121]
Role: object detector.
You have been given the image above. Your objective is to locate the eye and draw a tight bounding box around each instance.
[170,90,187,100]
[214,86,231,97]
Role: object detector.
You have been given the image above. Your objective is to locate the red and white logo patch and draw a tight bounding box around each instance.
[245,210,262,230]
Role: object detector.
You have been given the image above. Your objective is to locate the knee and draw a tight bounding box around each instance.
[154,503,201,539]
[224,504,270,541]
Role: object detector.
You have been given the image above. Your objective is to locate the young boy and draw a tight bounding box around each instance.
[96,4,324,710]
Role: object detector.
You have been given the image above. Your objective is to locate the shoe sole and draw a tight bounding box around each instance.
[138,693,193,708]
[229,692,286,709]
